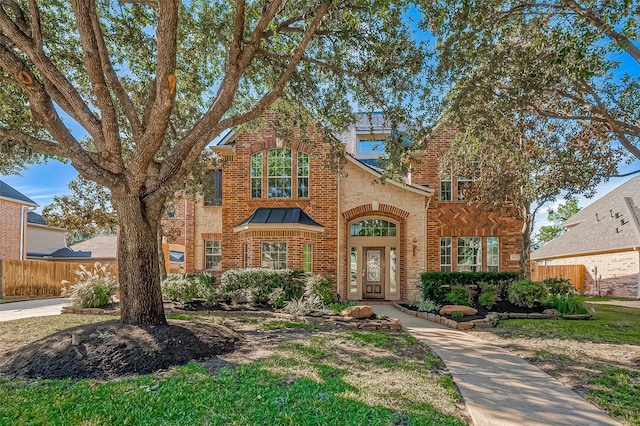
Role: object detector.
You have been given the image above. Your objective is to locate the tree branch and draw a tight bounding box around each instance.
[0,128,64,157]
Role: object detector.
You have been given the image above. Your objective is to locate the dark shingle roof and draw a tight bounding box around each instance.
[48,247,92,258]
[237,207,323,228]
[532,176,640,259]
[0,180,37,206]
[27,211,47,225]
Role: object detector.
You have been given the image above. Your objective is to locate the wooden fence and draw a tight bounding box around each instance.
[530,264,585,294]
[0,259,119,298]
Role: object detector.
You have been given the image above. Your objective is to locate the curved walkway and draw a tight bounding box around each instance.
[372,305,619,426]
[0,298,71,322]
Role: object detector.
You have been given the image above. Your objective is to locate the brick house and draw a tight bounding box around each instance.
[171,113,524,302]
[532,176,640,298]
[0,179,38,260]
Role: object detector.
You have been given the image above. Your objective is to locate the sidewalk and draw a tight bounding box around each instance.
[372,305,620,426]
[0,298,71,322]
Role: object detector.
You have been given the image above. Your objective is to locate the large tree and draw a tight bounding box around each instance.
[0,0,430,324]
[426,0,640,160]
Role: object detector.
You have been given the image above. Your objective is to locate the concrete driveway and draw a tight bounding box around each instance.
[0,298,71,322]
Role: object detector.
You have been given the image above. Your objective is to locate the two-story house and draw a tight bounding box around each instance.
[171,112,524,302]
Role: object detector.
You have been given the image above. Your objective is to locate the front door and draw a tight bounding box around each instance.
[363,247,385,299]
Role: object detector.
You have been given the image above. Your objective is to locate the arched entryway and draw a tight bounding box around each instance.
[347,217,401,301]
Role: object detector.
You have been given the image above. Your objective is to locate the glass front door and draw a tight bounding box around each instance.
[363,247,385,299]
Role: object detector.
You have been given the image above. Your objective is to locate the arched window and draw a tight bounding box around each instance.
[350,219,397,237]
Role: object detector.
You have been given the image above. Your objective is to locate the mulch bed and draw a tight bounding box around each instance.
[0,320,240,381]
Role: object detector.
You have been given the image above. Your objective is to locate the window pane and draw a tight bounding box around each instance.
[268,149,292,198]
[487,237,499,272]
[366,249,381,282]
[389,247,397,294]
[243,243,249,268]
[358,139,386,154]
[204,170,222,206]
[302,242,313,273]
[440,237,452,272]
[251,153,262,198]
[297,152,309,198]
[457,237,481,272]
[440,180,451,201]
[261,242,287,269]
[350,219,397,237]
[457,178,471,200]
[350,247,358,294]
[205,240,222,270]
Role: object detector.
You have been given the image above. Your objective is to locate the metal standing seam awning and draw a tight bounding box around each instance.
[233,207,325,233]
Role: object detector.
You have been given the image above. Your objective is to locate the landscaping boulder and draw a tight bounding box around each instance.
[341,305,373,319]
[439,305,477,316]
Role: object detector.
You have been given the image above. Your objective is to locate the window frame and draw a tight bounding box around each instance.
[267,149,293,198]
[204,240,222,270]
[297,152,309,198]
[250,152,263,198]
[487,236,499,272]
[302,242,312,273]
[440,237,452,272]
[261,241,288,270]
[457,237,482,272]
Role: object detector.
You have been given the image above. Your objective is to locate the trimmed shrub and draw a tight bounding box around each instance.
[162,274,200,304]
[62,263,118,308]
[478,284,496,309]
[543,278,576,297]
[445,285,470,306]
[420,271,518,301]
[306,274,335,304]
[407,298,442,312]
[507,280,550,308]
[219,268,300,305]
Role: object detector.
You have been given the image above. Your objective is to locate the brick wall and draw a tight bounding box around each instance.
[411,127,523,273]
[0,200,24,260]
[540,251,640,298]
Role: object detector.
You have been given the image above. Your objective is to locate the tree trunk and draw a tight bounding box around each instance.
[112,193,167,325]
[518,203,533,280]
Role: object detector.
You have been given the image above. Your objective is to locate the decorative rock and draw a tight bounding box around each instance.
[527,313,553,319]
[444,319,459,329]
[508,313,529,319]
[341,305,373,319]
[457,322,475,330]
[439,305,478,316]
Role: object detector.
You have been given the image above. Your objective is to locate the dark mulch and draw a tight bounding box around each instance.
[400,300,546,322]
[0,320,241,381]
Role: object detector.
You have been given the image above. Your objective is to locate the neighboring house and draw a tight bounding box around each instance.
[165,112,524,301]
[532,177,640,298]
[25,212,67,259]
[0,179,37,260]
[57,235,118,266]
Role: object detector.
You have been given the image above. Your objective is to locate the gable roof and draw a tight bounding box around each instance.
[532,176,640,260]
[27,211,48,225]
[69,235,118,259]
[0,179,37,206]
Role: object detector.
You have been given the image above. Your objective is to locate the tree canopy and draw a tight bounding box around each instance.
[0,0,432,324]
[533,199,581,249]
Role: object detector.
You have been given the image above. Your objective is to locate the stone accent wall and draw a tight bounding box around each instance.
[541,251,640,298]
[0,200,24,260]
[411,127,523,273]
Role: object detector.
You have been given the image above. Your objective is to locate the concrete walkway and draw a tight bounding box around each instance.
[373,305,620,426]
[0,298,71,322]
[586,300,640,308]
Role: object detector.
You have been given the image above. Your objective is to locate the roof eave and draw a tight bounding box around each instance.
[233,223,325,233]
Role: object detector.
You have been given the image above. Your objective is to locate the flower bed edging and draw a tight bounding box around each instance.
[392,303,560,330]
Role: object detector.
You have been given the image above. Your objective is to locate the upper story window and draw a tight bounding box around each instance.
[297,152,309,198]
[251,149,309,199]
[204,170,222,206]
[457,176,471,200]
[440,179,452,201]
[350,219,396,237]
[357,139,386,156]
[250,152,262,198]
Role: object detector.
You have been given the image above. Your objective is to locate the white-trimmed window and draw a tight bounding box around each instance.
[205,240,222,270]
[457,237,481,272]
[303,242,312,273]
[261,242,287,269]
[440,179,452,201]
[250,153,262,198]
[297,152,309,198]
[267,149,292,198]
[457,176,471,200]
[440,237,452,272]
[243,243,249,268]
[487,237,499,272]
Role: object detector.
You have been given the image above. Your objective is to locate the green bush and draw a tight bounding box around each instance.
[162,274,200,304]
[543,278,576,297]
[62,263,119,308]
[445,285,470,306]
[407,298,442,312]
[478,284,496,309]
[306,274,334,304]
[219,268,302,305]
[451,311,464,319]
[552,293,589,315]
[420,271,518,301]
[328,299,357,312]
[507,280,550,308]
[186,272,217,306]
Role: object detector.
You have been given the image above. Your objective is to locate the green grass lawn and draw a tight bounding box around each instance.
[0,317,467,426]
[494,301,640,424]
[496,303,640,345]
